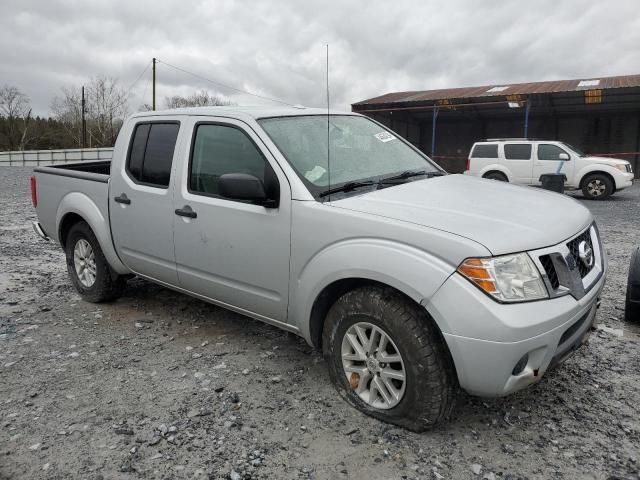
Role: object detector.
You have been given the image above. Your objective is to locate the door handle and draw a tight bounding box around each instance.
[175,205,197,219]
[114,193,131,205]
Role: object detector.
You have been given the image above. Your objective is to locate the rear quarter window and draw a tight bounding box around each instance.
[126,122,180,188]
[471,144,498,158]
[504,144,532,160]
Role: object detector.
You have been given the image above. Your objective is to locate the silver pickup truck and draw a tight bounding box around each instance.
[32,106,606,431]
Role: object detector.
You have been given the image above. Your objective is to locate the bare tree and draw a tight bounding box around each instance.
[51,86,83,147]
[164,89,234,109]
[51,76,128,148]
[87,77,128,146]
[0,85,32,150]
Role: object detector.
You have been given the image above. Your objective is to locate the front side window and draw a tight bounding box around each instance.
[504,144,532,160]
[259,115,440,198]
[126,122,179,188]
[189,123,276,200]
[538,144,568,161]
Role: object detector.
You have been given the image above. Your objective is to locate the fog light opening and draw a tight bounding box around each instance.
[512,353,529,376]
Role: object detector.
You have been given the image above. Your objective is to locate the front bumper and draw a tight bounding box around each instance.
[427,225,606,397]
[616,172,634,190]
[436,276,602,396]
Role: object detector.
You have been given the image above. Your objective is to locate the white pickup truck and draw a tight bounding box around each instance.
[32,107,606,431]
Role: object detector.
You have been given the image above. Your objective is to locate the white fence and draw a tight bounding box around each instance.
[0,148,113,166]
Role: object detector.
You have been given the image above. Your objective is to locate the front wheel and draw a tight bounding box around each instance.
[322,286,456,431]
[581,174,613,200]
[65,221,125,302]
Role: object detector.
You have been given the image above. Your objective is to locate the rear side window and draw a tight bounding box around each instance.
[538,144,567,160]
[126,122,180,188]
[471,144,498,158]
[504,144,532,160]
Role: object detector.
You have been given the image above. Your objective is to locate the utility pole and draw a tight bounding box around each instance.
[152,58,156,111]
[81,86,87,148]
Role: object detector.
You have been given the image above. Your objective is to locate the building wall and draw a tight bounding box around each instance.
[369,111,640,177]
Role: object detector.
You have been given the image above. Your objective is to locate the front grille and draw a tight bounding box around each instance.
[566,229,594,278]
[539,254,559,289]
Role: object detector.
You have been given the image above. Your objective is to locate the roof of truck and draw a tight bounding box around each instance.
[131,105,357,121]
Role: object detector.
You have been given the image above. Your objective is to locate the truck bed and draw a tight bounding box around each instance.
[33,160,111,244]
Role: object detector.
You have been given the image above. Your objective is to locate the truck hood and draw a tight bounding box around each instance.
[332,174,593,255]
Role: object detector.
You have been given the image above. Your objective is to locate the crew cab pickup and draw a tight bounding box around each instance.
[32,107,606,431]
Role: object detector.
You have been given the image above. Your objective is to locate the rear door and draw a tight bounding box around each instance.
[501,142,533,184]
[109,118,182,285]
[469,143,498,175]
[533,142,574,186]
[172,117,291,323]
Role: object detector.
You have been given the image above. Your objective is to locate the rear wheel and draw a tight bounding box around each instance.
[322,286,456,431]
[65,221,125,302]
[483,171,508,182]
[581,173,613,200]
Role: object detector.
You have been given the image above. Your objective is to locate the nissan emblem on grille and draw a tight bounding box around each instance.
[578,240,594,268]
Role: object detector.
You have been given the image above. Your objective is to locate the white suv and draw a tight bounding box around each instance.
[464,139,634,199]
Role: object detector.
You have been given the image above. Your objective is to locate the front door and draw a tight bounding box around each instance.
[109,119,182,285]
[533,143,575,186]
[172,118,291,322]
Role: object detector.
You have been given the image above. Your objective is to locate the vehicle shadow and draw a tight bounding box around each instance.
[117,276,580,436]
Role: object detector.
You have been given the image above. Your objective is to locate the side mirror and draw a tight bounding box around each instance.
[218,173,278,207]
[558,152,570,161]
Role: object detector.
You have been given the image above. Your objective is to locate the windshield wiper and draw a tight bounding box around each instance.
[318,171,445,198]
[318,180,377,198]
[380,170,445,183]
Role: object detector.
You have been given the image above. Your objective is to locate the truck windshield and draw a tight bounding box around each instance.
[258,115,441,199]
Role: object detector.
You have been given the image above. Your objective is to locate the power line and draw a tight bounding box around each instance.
[156,58,295,107]
[139,73,152,111]
[125,60,152,97]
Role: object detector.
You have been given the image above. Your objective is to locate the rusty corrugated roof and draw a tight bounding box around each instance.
[353,73,640,107]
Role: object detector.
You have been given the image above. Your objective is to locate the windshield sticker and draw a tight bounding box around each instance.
[304,165,326,183]
[374,131,396,143]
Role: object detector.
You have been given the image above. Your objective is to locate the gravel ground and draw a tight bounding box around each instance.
[1,167,639,480]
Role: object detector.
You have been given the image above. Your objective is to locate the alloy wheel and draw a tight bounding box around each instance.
[587,179,606,197]
[73,238,97,287]
[341,321,406,410]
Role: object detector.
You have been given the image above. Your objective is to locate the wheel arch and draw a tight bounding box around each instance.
[578,169,617,193]
[481,168,510,181]
[307,277,448,351]
[56,192,129,274]
[293,237,487,350]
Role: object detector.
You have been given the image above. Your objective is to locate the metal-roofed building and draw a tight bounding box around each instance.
[352,74,640,176]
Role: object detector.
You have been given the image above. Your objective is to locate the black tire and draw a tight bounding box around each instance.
[483,171,508,182]
[65,221,125,303]
[625,247,640,323]
[322,286,456,431]
[581,173,614,200]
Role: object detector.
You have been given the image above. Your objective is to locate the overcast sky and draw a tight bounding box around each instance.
[1,0,639,116]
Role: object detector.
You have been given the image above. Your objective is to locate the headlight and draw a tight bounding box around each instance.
[614,163,631,172]
[457,253,548,303]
